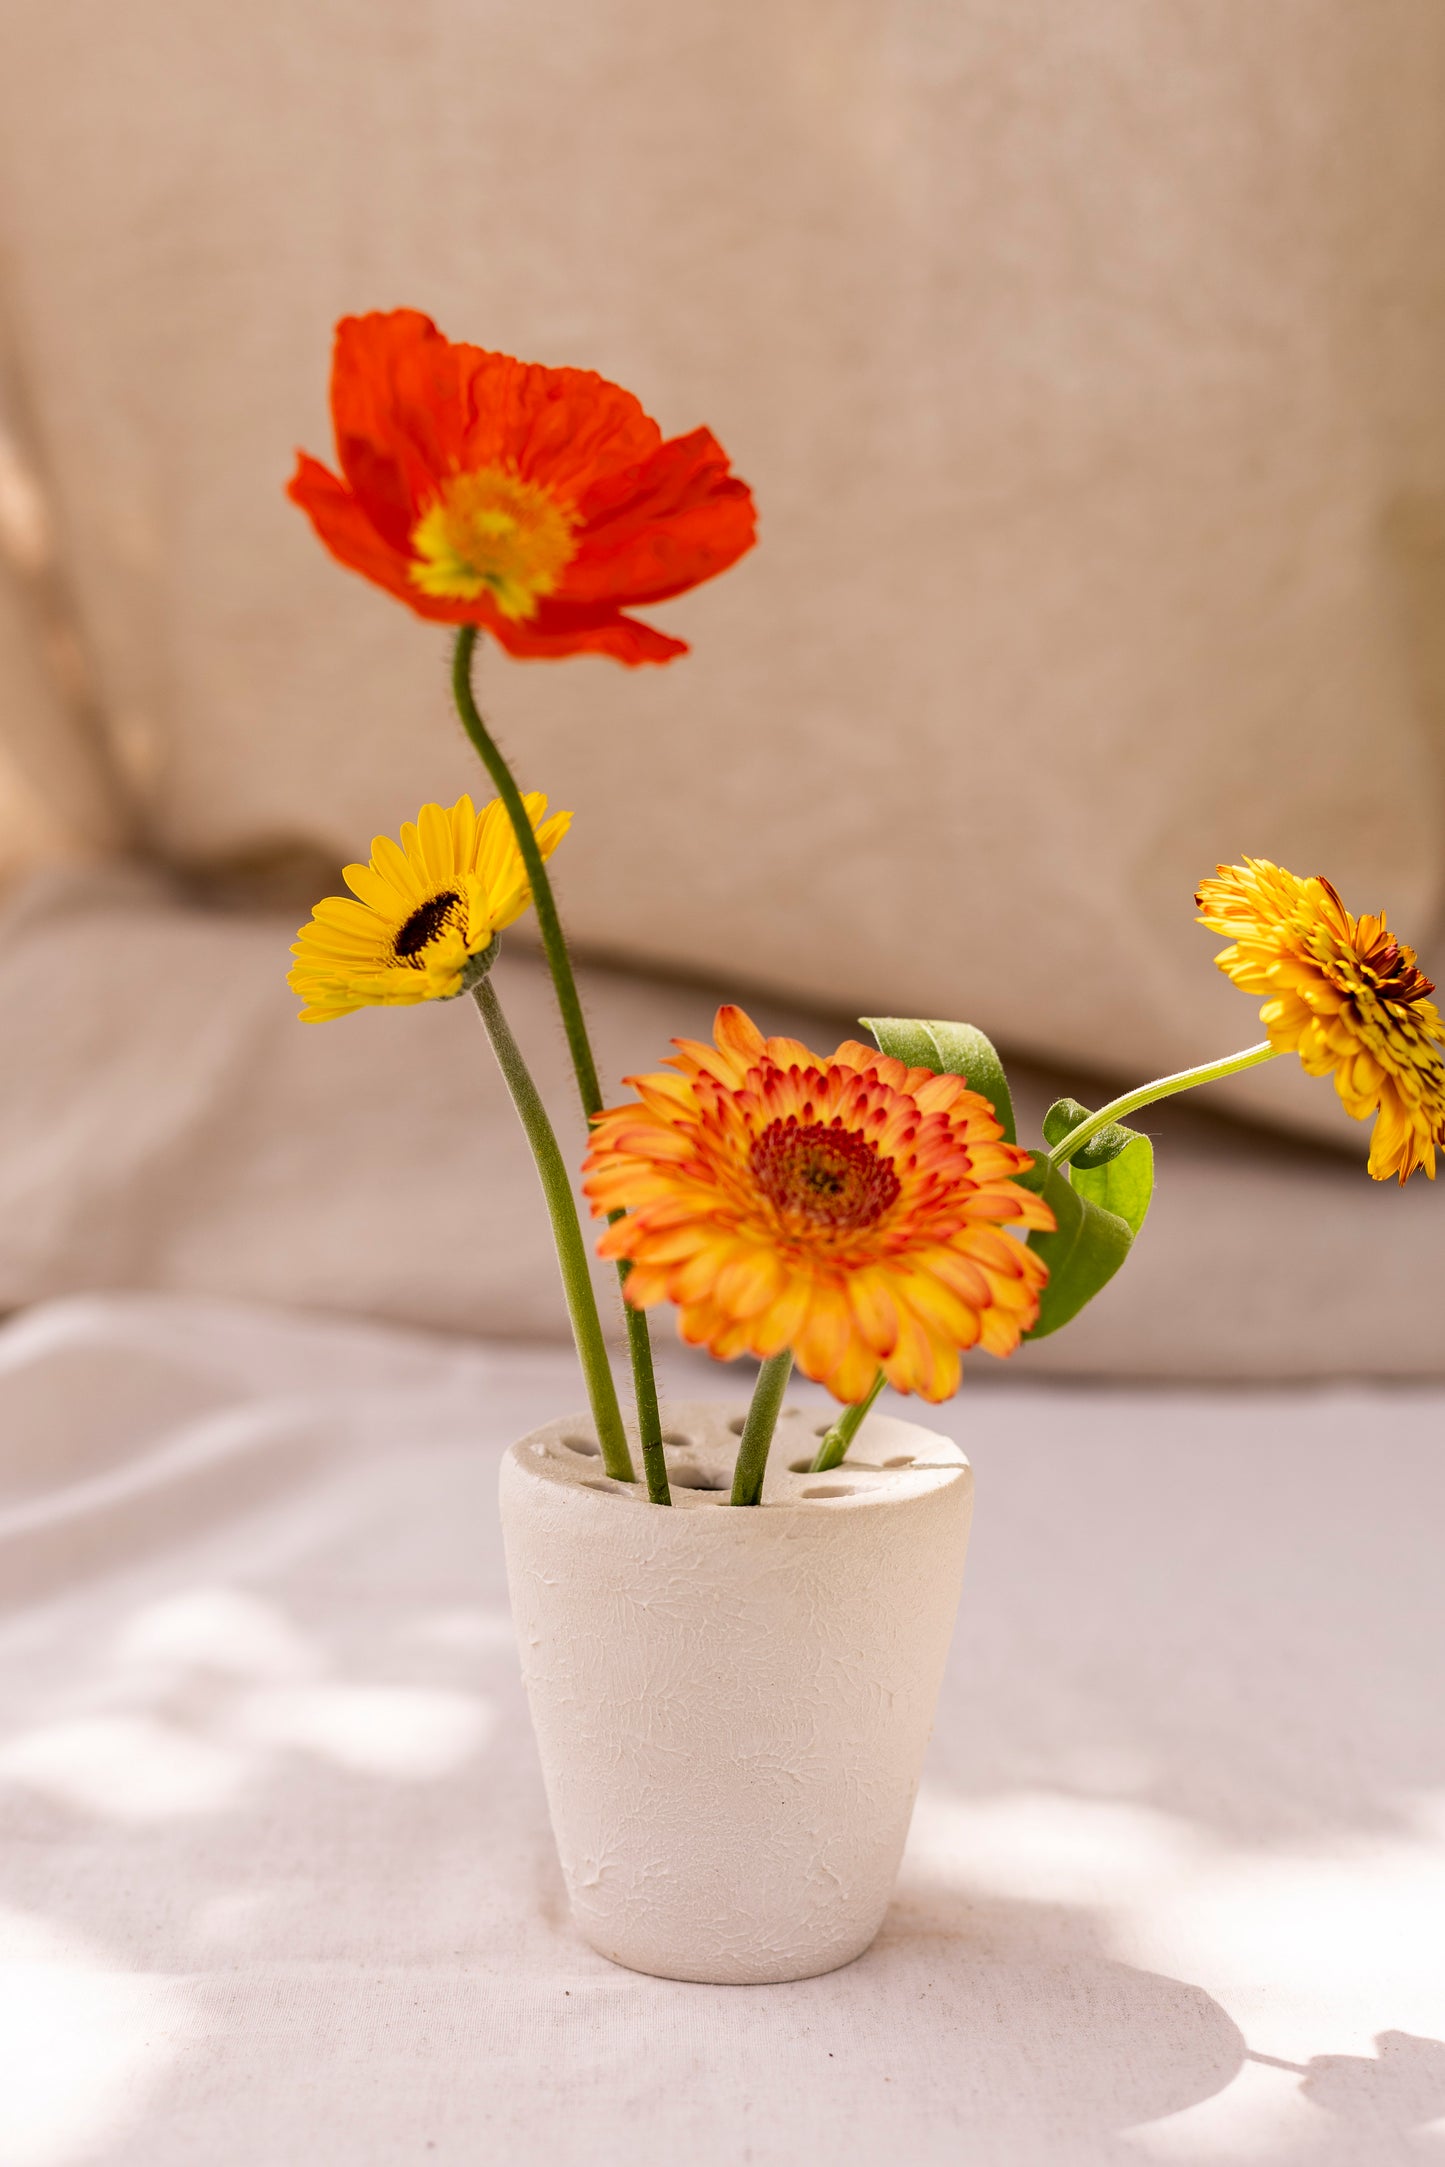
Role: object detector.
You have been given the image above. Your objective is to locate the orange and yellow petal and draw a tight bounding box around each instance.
[586,1004,1054,1403]
[1198,858,1445,1184]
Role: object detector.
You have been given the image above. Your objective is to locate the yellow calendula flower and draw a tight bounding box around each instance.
[1196,858,1445,1183]
[583,1005,1055,1404]
[289,792,569,1022]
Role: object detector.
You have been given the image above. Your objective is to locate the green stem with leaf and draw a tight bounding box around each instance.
[452,627,669,1505]
[1046,1040,1280,1169]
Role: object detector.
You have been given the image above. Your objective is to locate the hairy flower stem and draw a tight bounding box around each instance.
[810,1369,886,1473]
[473,976,635,1485]
[453,628,605,1108]
[452,628,669,1504]
[1046,1041,1281,1170]
[730,1351,794,1507]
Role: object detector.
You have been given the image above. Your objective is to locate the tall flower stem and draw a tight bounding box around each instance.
[473,974,636,1486]
[730,1351,794,1507]
[810,1369,886,1474]
[452,627,669,1505]
[1046,1040,1280,1170]
[453,627,605,1107]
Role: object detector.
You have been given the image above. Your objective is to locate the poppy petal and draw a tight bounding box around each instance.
[328,312,461,545]
[287,454,419,598]
[567,429,757,604]
[487,602,689,666]
[454,349,661,498]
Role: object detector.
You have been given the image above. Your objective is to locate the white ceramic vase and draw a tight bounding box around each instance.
[499,1397,973,1985]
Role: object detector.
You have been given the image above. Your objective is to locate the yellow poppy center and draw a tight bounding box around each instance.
[751,1118,901,1233]
[393,889,464,965]
[409,468,579,618]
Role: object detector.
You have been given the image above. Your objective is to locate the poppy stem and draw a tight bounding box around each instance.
[810,1369,886,1473]
[453,628,605,1106]
[1046,1040,1281,1169]
[730,1351,794,1506]
[472,973,636,1485]
[452,628,670,1505]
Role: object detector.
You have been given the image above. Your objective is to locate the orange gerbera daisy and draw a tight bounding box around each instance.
[583,1006,1055,1403]
[1197,858,1445,1182]
[288,310,756,665]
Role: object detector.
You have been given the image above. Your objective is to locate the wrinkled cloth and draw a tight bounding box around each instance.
[1,1293,1442,2166]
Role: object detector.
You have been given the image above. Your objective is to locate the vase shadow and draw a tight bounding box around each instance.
[844,1880,1246,2148]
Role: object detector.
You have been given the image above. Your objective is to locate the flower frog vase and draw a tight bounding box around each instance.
[499,1398,973,1985]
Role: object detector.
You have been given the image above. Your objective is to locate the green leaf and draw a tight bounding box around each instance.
[862,1018,1016,1143]
[1071,1132,1154,1238]
[1041,1096,1146,1169]
[863,1028,1154,1341]
[1020,1152,1135,1340]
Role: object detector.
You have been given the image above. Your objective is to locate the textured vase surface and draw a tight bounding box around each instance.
[499,1399,973,1985]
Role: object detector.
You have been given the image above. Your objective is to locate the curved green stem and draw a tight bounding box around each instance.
[453,628,668,1503]
[453,627,603,1108]
[810,1369,886,1473]
[1046,1040,1280,1169]
[730,1352,794,1507]
[473,975,635,1485]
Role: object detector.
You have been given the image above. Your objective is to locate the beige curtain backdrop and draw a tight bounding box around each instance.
[0,1,1441,1364]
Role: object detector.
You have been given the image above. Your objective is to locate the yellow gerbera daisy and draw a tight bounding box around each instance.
[289,792,569,1022]
[583,1005,1055,1404]
[1196,857,1445,1182]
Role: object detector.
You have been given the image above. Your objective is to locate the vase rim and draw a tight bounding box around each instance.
[505,1397,971,1517]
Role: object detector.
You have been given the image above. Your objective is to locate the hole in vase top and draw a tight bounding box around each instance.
[788,1459,819,1474]
[800,1485,860,1500]
[883,1455,914,1468]
[662,1432,695,1452]
[727,1416,746,1436]
[813,1421,834,1437]
[669,1467,730,1491]
[561,1435,600,1457]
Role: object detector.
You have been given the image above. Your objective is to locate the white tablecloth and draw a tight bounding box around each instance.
[2,1295,1442,2166]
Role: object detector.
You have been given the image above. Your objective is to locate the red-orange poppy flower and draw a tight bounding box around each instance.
[287,310,756,665]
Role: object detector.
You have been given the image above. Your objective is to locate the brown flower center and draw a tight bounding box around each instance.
[394,890,462,963]
[750,1118,901,1232]
[1360,934,1435,1008]
[1316,878,1437,1007]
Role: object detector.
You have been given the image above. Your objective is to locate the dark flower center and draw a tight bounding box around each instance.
[394,890,462,962]
[750,1118,901,1233]
[1362,934,1435,1008]
[1319,878,1436,1007]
